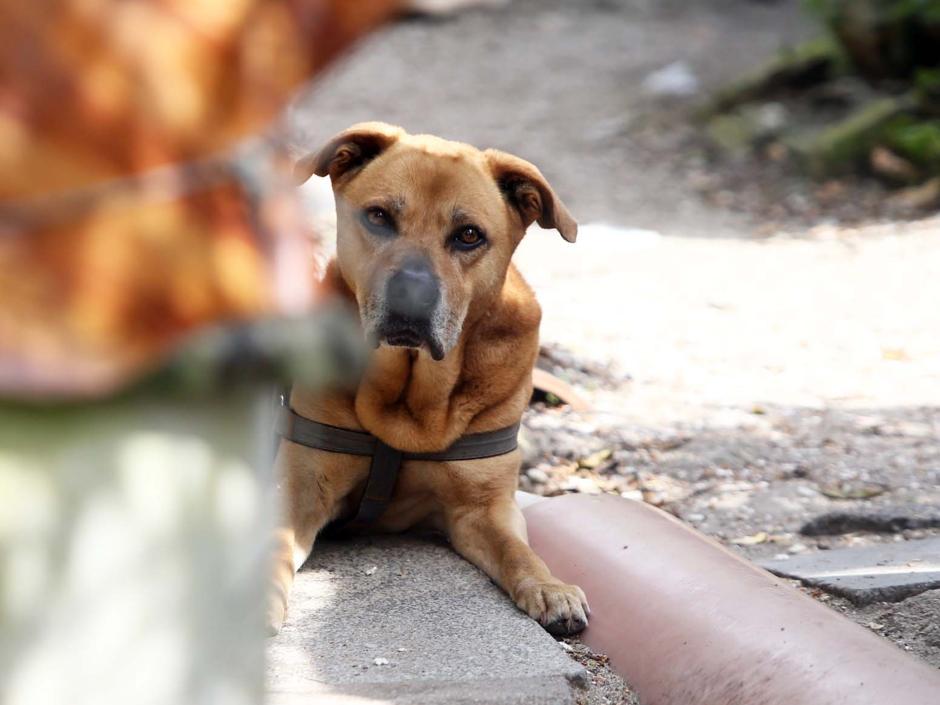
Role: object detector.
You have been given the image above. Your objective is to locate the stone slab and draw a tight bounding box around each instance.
[266,535,586,705]
[762,536,940,605]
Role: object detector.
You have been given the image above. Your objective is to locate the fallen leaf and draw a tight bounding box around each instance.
[531,367,591,411]
[637,472,691,506]
[579,448,613,470]
[881,347,910,362]
[870,146,920,183]
[887,177,940,211]
[730,531,769,546]
[818,481,888,500]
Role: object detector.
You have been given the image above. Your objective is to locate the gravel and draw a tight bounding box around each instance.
[561,638,639,705]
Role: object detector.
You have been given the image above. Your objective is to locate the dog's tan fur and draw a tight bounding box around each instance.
[269,123,589,636]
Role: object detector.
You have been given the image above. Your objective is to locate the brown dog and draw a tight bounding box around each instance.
[268,122,589,636]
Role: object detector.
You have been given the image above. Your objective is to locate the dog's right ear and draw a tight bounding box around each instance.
[293,122,404,185]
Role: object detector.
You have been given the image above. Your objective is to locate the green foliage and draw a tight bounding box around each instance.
[915,67,940,107]
[783,96,910,176]
[802,0,940,81]
[699,37,839,118]
[883,116,940,169]
[802,0,833,21]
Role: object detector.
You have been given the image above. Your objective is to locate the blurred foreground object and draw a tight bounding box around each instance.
[0,0,402,399]
[0,2,400,704]
[1,395,273,705]
[406,0,510,15]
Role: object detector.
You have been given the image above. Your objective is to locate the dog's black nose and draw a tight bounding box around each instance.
[386,259,440,321]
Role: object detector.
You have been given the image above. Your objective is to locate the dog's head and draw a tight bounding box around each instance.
[295,122,576,361]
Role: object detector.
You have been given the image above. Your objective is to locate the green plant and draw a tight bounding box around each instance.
[883,115,940,169]
[803,0,940,81]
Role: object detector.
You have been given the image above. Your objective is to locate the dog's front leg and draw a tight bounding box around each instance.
[445,499,589,636]
[267,441,363,635]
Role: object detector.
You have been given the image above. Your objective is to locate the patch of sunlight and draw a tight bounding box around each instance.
[805,563,940,579]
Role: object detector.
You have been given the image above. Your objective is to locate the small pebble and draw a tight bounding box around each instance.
[562,476,601,494]
[527,467,550,484]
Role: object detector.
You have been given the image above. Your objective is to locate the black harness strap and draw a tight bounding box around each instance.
[276,401,520,529]
[357,441,404,525]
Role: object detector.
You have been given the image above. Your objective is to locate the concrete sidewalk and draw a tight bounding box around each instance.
[266,535,586,705]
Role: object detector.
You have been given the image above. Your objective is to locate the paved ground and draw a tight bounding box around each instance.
[266,536,586,705]
[288,0,810,237]
[762,536,940,605]
[514,221,940,672]
[282,0,940,700]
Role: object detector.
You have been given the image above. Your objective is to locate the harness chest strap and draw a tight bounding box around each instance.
[275,401,521,527]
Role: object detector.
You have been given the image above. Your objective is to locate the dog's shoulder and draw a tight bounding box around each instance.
[482,264,541,339]
[462,263,540,384]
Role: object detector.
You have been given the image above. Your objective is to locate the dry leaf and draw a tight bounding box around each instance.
[887,177,940,211]
[881,347,910,362]
[730,531,769,546]
[579,448,613,470]
[870,146,920,183]
[637,472,690,506]
[818,481,888,500]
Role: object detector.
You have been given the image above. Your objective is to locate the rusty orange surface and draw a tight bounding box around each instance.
[0,0,403,398]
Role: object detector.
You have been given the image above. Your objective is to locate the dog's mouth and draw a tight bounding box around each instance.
[385,329,422,348]
[373,321,445,361]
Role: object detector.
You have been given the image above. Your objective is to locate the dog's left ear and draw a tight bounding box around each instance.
[485,150,577,243]
[293,122,405,185]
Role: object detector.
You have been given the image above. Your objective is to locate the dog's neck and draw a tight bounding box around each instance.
[290,260,532,452]
[289,262,466,444]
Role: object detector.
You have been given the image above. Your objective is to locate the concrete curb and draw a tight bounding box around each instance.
[523,494,940,705]
[266,535,586,704]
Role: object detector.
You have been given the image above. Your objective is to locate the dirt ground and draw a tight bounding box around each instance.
[288,0,940,700]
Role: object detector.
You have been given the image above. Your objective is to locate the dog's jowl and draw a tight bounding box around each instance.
[269,122,589,637]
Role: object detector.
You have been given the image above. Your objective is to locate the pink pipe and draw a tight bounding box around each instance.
[524,494,940,705]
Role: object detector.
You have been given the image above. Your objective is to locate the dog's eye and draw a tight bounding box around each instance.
[452,226,486,251]
[362,207,395,234]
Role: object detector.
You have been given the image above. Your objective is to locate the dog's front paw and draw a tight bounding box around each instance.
[266,594,287,637]
[513,579,590,636]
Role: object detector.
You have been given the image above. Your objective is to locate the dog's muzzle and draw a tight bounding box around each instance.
[377,258,445,360]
